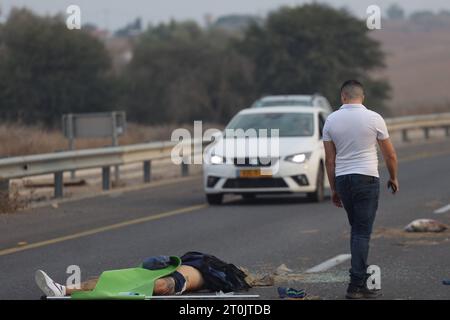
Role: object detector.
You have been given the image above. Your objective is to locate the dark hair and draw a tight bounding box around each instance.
[341,80,364,93]
[340,80,364,99]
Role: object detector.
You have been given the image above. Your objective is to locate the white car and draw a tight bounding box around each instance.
[203,106,330,205]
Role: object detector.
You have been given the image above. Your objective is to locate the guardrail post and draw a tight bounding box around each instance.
[423,127,430,140]
[0,179,9,199]
[114,166,120,185]
[401,129,409,143]
[102,166,111,191]
[111,112,121,185]
[181,158,189,177]
[54,172,64,198]
[143,160,152,183]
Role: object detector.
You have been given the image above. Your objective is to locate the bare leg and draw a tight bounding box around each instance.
[65,265,204,296]
[154,265,204,295]
[178,265,204,292]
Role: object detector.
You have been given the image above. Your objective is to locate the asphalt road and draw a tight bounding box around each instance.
[0,139,449,300]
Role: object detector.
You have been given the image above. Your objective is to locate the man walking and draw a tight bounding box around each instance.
[322,80,399,299]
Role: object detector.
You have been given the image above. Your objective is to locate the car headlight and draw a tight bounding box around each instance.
[210,155,224,165]
[285,153,311,163]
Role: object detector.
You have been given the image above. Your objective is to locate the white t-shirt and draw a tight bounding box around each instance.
[322,104,389,178]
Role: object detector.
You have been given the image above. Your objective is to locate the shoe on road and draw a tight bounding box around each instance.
[278,287,306,299]
[345,283,381,299]
[35,270,66,297]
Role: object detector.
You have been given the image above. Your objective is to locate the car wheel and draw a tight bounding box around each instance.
[307,164,325,203]
[206,193,223,205]
[241,193,256,201]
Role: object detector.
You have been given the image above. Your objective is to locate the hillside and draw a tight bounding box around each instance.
[371,20,450,115]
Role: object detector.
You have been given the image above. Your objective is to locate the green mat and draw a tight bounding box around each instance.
[71,256,181,300]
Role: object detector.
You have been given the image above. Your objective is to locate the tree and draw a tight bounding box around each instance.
[235,4,391,114]
[122,21,255,124]
[386,4,405,20]
[115,18,142,37]
[213,14,263,32]
[0,9,115,126]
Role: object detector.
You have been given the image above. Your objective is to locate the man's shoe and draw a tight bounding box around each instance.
[345,284,381,299]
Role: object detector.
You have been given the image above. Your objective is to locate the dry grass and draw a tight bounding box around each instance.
[0,122,223,157]
[371,21,450,113]
[389,103,450,117]
[0,121,221,214]
[0,185,28,214]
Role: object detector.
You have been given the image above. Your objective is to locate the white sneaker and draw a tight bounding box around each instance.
[35,270,66,297]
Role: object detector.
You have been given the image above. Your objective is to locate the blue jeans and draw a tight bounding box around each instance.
[335,174,380,286]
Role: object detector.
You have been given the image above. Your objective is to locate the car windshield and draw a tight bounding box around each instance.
[252,99,312,107]
[226,112,314,137]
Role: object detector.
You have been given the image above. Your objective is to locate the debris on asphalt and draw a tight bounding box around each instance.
[275,264,293,275]
[295,272,347,283]
[242,266,347,287]
[278,287,306,299]
[242,269,275,287]
[373,227,450,239]
[372,227,450,247]
[404,219,448,233]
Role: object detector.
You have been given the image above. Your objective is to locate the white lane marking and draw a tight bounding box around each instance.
[306,254,351,273]
[434,204,450,214]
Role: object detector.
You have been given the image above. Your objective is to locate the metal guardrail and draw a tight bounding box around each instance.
[0,113,449,199]
[386,112,450,142]
[0,139,204,198]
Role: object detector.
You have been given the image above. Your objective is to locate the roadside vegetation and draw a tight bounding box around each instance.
[0,4,389,129]
[0,122,222,157]
[1,3,449,157]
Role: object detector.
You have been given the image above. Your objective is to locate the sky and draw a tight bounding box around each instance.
[1,0,450,31]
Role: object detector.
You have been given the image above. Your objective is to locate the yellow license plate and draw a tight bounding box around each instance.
[239,169,270,178]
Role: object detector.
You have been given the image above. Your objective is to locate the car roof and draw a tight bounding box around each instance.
[259,95,315,101]
[238,106,329,114]
[253,94,332,110]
